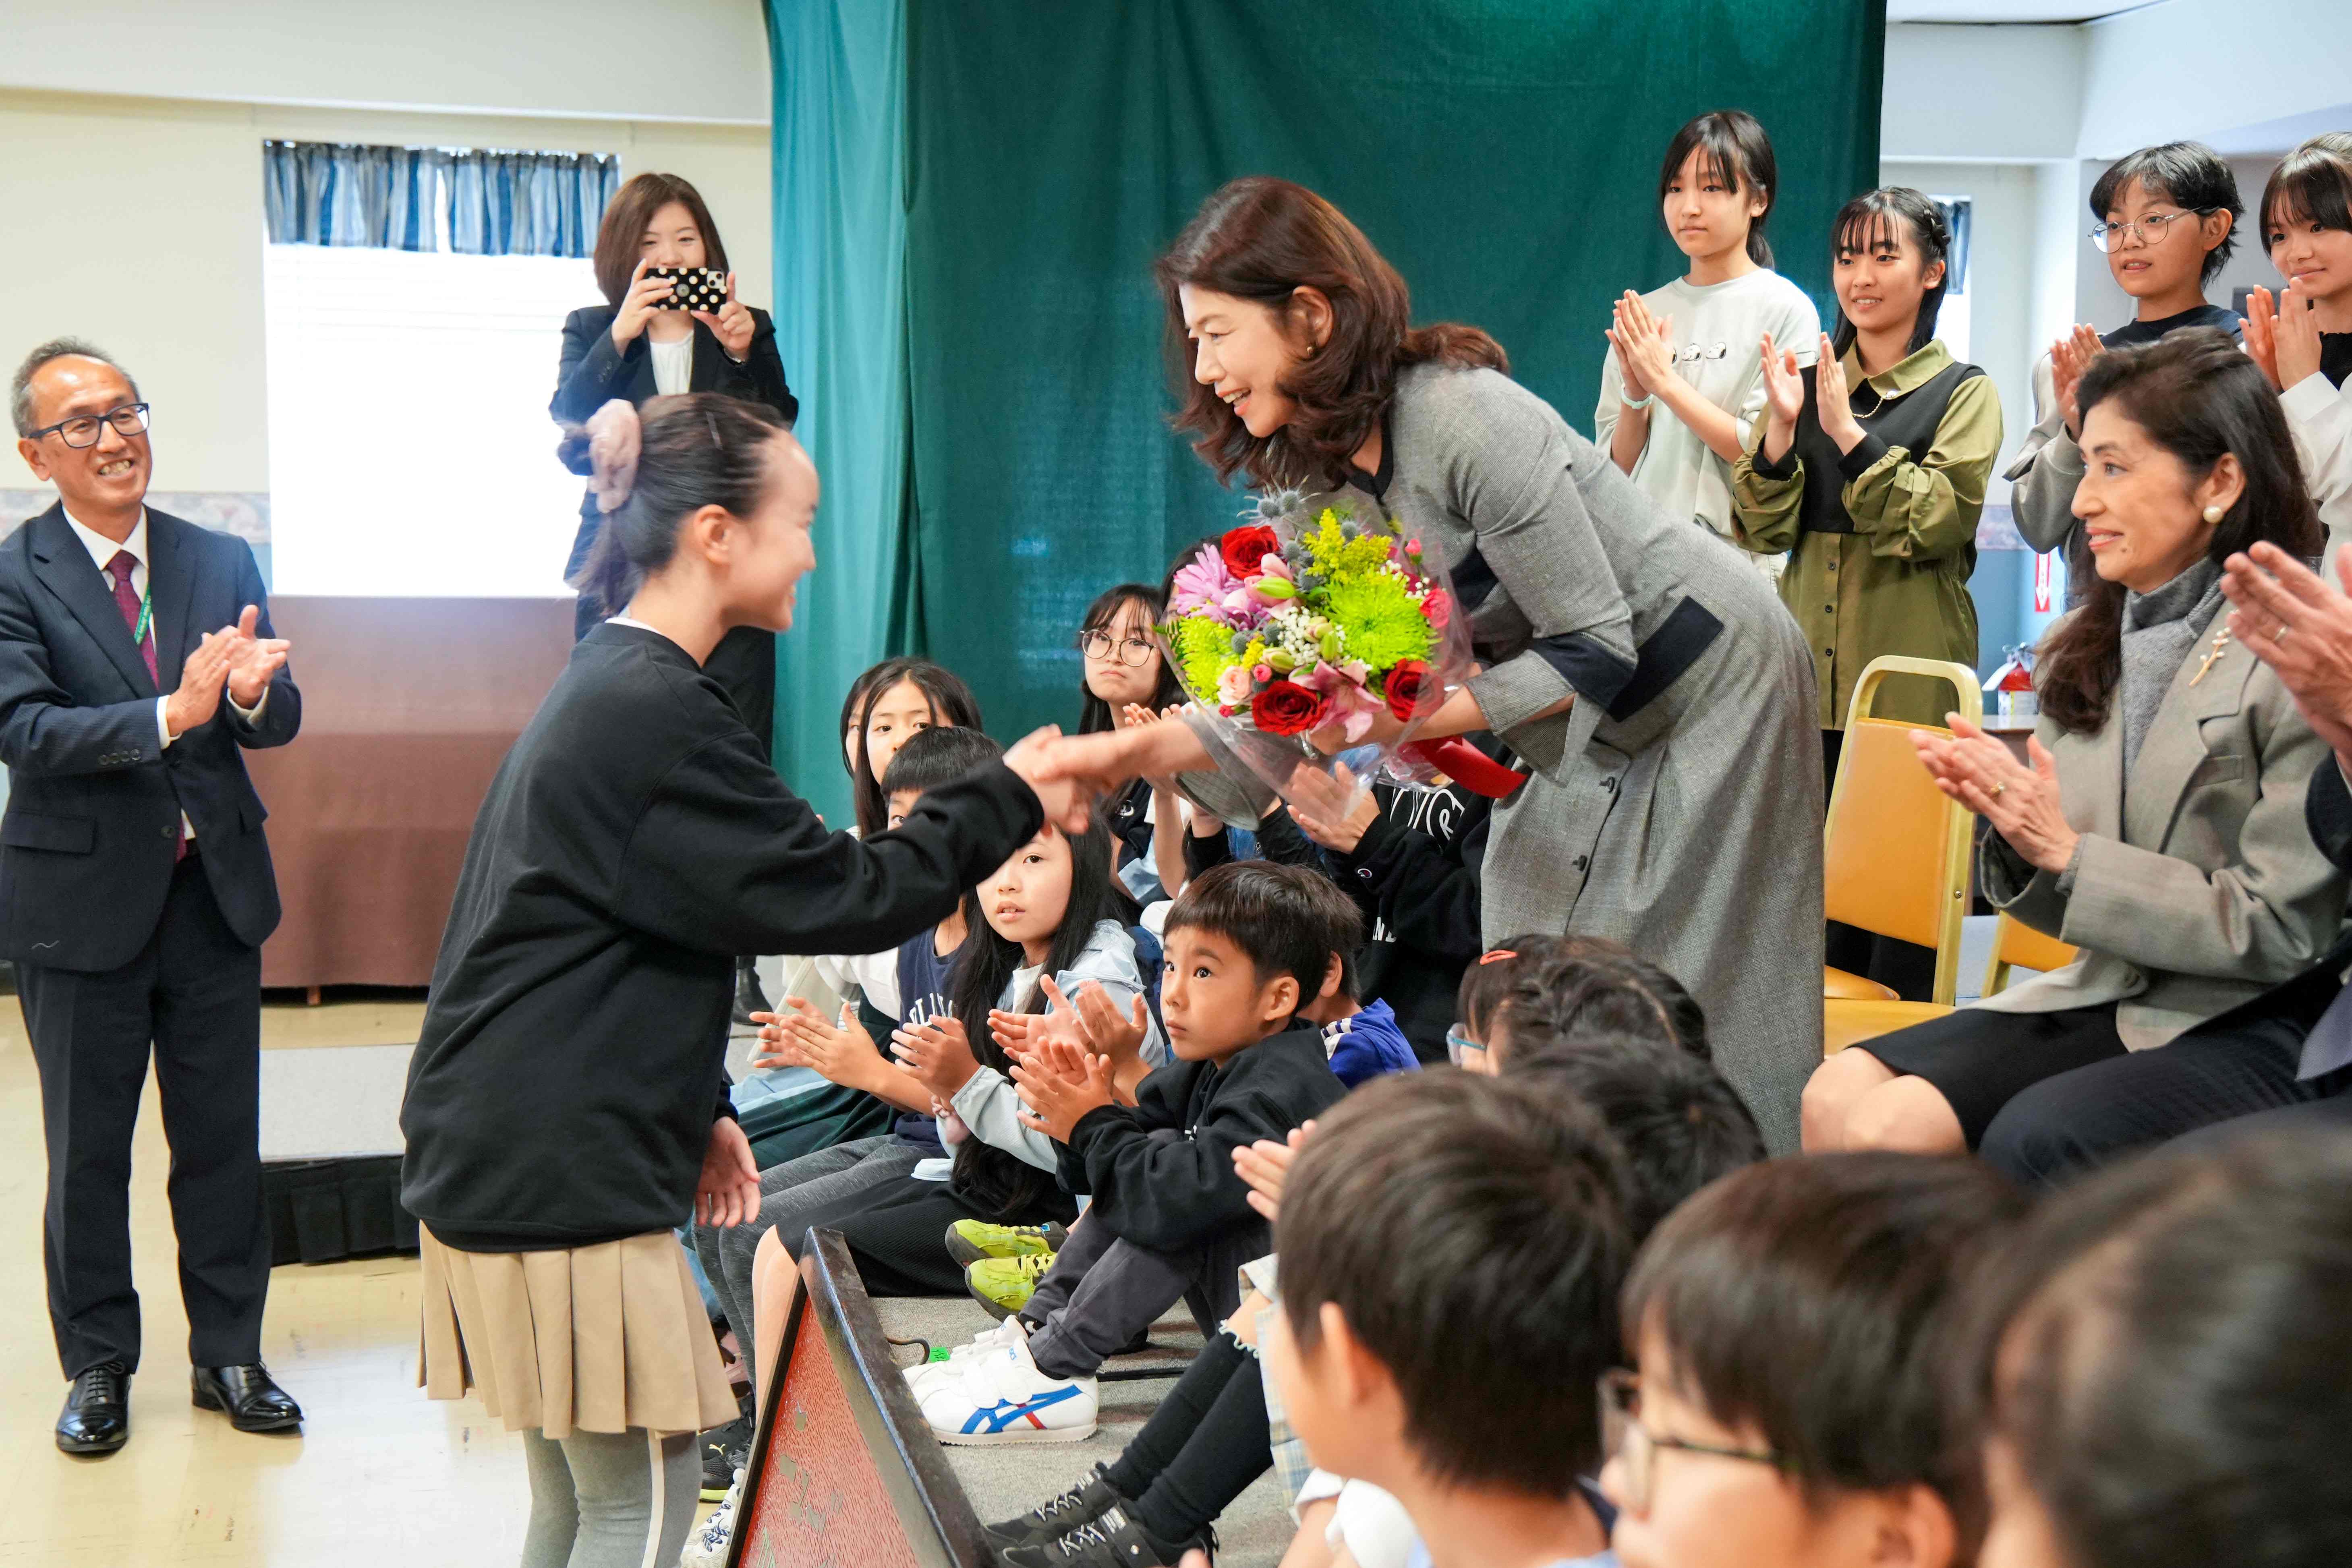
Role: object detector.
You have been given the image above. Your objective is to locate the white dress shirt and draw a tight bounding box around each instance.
[649,332,693,397]
[61,505,266,843]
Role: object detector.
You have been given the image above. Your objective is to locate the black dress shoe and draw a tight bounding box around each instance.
[191,1363,303,1432]
[57,1361,131,1455]
[732,956,772,1026]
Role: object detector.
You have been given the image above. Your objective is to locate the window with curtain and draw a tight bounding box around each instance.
[260,140,617,597]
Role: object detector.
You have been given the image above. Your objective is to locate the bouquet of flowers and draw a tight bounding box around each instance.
[1158,491,1521,805]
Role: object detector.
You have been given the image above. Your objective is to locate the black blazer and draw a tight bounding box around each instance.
[0,505,300,970]
[551,304,798,581]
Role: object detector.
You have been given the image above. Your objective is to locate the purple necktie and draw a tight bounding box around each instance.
[103,551,157,685]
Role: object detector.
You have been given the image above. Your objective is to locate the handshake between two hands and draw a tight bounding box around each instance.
[165,605,290,738]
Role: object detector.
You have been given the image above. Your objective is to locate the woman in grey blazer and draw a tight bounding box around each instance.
[1807,331,2345,1154]
[1048,177,1827,1152]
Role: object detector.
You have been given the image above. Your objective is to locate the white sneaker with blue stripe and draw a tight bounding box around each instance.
[918,1329,1097,1446]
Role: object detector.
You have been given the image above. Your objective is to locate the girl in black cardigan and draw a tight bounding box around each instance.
[553,172,798,1023]
[402,391,1080,1568]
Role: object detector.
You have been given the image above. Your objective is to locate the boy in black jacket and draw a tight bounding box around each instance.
[913,862,1352,1446]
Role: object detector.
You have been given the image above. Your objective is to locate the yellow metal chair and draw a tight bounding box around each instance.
[1821,656,1983,1053]
[1982,912,2077,998]
[1823,913,2080,1055]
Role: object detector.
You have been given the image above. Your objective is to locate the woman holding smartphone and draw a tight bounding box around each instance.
[553,171,798,1020]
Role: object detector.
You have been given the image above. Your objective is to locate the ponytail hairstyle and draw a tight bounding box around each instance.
[2035,329,2321,735]
[1077,581,1181,735]
[945,811,1137,1220]
[1158,177,1509,491]
[848,657,983,839]
[568,392,791,619]
[1829,188,1953,360]
[1658,110,1779,268]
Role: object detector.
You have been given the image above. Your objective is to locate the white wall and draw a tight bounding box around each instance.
[0,89,771,498]
[0,0,769,124]
[1882,24,2083,163]
[2076,0,2352,159]
[1883,161,2040,504]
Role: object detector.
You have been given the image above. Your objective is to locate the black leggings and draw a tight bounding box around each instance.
[1102,1332,1272,1544]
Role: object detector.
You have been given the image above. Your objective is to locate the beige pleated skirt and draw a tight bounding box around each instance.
[418,1226,738,1440]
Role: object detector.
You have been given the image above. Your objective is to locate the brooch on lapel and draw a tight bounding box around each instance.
[2190,623,2234,686]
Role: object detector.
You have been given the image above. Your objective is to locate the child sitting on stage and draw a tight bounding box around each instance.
[912,862,1354,1448]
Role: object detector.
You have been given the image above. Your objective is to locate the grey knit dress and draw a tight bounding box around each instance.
[1190,363,1824,1148]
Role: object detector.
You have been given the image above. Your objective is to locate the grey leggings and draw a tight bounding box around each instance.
[521,1425,697,1568]
[690,1135,927,1381]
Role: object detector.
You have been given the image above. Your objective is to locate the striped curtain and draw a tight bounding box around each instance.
[263,141,449,251]
[261,140,619,258]
[446,150,621,258]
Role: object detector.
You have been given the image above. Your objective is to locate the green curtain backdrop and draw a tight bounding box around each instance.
[770,0,1884,786]
[765,0,913,822]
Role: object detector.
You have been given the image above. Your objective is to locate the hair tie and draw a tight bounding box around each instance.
[586,399,642,514]
[1477,948,1519,965]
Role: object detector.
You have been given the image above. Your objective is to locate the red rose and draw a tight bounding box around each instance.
[1384,659,1432,721]
[1220,524,1280,578]
[1251,679,1329,737]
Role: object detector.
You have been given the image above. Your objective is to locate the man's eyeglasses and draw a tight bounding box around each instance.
[1599,1370,1792,1514]
[27,402,150,449]
[1078,630,1157,668]
[2089,209,2210,252]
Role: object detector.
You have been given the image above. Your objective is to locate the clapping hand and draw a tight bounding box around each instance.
[891,1013,982,1099]
[609,258,676,348]
[1812,332,1864,454]
[753,997,883,1086]
[2223,541,2352,763]
[162,628,237,737]
[1757,331,1806,464]
[1606,292,1676,404]
[223,604,290,709]
[1910,715,2079,874]
[1289,762,1380,853]
[2049,323,2104,440]
[1012,1044,1116,1143]
[1039,975,1149,1064]
[1233,1123,1315,1223]
[690,271,756,363]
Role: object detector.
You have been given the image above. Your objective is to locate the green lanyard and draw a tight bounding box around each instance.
[133,587,152,648]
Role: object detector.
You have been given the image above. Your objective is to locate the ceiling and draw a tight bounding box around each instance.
[1886,1,2150,19]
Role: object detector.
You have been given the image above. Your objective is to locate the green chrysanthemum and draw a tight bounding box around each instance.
[1314,572,1434,670]
[1167,616,1241,698]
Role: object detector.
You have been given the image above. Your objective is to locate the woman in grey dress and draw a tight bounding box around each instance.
[1052,177,1824,1150]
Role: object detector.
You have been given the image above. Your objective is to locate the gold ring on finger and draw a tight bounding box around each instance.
[1990,781,2006,797]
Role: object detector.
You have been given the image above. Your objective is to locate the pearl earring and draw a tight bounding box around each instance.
[2203,504,2226,523]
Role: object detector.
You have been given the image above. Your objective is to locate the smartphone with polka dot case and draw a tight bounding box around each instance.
[645,266,726,312]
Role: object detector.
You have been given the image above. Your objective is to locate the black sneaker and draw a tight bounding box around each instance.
[998,1504,1206,1568]
[700,1413,751,1501]
[984,1463,1124,1550]
[732,958,772,1026]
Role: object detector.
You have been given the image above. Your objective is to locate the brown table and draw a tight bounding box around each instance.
[244,597,574,990]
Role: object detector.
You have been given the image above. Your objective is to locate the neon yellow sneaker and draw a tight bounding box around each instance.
[967,1253,1056,1321]
[945,1219,1070,1268]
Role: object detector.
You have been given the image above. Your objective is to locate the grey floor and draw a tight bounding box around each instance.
[872,1297,1297,1566]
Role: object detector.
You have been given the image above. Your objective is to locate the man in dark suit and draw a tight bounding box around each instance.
[5,339,303,1454]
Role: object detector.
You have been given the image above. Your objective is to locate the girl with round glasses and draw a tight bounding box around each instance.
[2009,143,2245,586]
